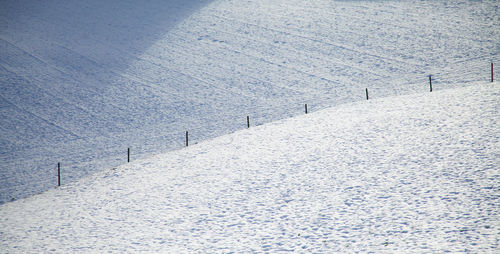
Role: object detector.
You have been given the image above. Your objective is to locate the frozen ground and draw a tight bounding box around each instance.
[0,82,498,252]
[0,0,498,203]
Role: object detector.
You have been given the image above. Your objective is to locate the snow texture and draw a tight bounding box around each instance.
[0,82,499,252]
[1,0,498,203]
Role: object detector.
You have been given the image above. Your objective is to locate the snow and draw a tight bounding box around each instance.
[1,0,498,203]
[0,0,499,251]
[0,82,498,252]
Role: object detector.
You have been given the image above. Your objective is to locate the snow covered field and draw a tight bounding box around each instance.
[0,82,498,252]
[1,0,498,203]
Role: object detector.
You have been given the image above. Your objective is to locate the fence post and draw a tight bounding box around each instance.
[186,131,189,147]
[247,116,250,128]
[305,104,308,114]
[429,75,433,92]
[492,62,494,82]
[57,162,61,187]
[365,88,369,100]
[127,148,130,163]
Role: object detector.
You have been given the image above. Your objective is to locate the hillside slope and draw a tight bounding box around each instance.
[1,0,498,203]
[0,83,498,252]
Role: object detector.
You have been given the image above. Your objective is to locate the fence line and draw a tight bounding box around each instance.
[2,62,495,203]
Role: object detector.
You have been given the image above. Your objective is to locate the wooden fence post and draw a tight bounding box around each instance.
[186,131,189,147]
[429,75,433,92]
[365,88,369,100]
[247,116,250,128]
[492,62,494,83]
[127,148,130,163]
[305,104,308,114]
[57,162,61,187]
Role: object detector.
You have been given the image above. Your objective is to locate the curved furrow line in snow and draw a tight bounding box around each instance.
[125,52,259,104]
[2,32,259,130]
[0,80,81,140]
[112,71,190,101]
[214,4,427,69]
[51,29,263,104]
[238,5,496,86]
[100,56,198,102]
[450,54,498,65]
[200,13,380,76]
[300,2,495,49]
[161,37,323,94]
[137,43,305,104]
[128,45,315,130]
[0,37,126,120]
[143,35,314,98]
[260,22,429,76]
[183,17,384,83]
[3,34,209,112]
[29,46,291,131]
[134,56,263,101]
[0,64,111,139]
[5,15,231,123]
[207,13,421,80]
[286,2,415,32]
[206,8,399,67]
[258,3,492,80]
[208,26,386,83]
[130,35,377,125]
[168,30,350,92]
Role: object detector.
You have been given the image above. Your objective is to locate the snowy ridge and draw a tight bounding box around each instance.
[0,82,498,252]
[1,1,499,203]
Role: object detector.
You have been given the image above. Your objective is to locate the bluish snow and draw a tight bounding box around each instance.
[1,0,498,203]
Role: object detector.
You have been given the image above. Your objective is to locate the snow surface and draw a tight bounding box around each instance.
[1,0,498,203]
[0,83,498,252]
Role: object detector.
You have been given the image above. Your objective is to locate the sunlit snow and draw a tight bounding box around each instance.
[0,0,499,252]
[1,82,498,252]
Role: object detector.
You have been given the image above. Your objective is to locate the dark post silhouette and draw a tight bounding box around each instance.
[247,116,250,128]
[429,75,433,92]
[365,88,369,100]
[492,62,494,82]
[57,162,61,187]
[305,104,308,114]
[127,148,130,163]
[186,131,189,147]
